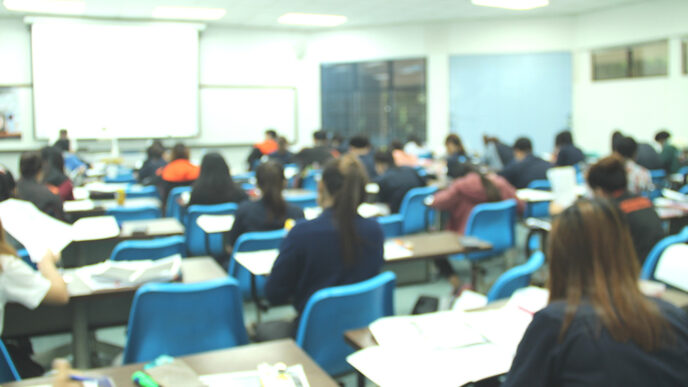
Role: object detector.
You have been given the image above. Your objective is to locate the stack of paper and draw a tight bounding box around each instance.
[200,364,309,387]
[233,249,280,276]
[63,199,96,212]
[196,214,235,233]
[654,244,688,292]
[358,203,390,218]
[75,255,182,292]
[383,240,413,261]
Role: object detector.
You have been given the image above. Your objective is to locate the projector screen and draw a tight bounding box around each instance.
[31,20,199,140]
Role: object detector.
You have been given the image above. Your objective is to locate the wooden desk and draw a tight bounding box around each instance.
[2,257,224,369]
[5,339,338,387]
[118,217,185,240]
[65,198,162,220]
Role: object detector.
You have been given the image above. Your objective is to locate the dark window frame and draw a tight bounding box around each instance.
[591,40,668,81]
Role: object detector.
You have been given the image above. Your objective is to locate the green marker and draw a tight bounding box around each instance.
[132,371,159,387]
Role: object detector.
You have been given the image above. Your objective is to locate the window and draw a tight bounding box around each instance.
[321,59,426,146]
[592,40,668,81]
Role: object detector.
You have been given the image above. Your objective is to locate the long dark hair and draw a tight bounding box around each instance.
[41,146,68,186]
[548,198,669,351]
[256,161,286,220]
[193,153,239,195]
[321,155,368,266]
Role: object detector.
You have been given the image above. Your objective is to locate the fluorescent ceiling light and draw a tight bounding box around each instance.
[278,13,347,27]
[3,0,85,15]
[152,6,226,21]
[471,0,549,10]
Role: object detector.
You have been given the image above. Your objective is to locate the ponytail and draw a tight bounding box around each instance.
[322,155,368,266]
[479,173,502,202]
[256,161,287,221]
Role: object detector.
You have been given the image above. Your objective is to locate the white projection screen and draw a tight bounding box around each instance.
[31,20,199,139]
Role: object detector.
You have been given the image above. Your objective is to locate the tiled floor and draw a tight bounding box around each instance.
[30,225,534,386]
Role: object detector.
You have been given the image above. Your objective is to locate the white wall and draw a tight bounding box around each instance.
[572,0,688,154]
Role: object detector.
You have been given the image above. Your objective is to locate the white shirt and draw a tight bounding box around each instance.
[0,254,51,334]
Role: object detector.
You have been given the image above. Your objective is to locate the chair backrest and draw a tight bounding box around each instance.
[285,192,318,209]
[680,185,688,195]
[640,226,688,280]
[106,205,161,226]
[125,185,159,199]
[527,179,551,190]
[165,186,192,221]
[398,185,438,235]
[487,251,545,302]
[295,271,396,376]
[465,199,517,253]
[376,214,403,238]
[185,203,238,257]
[122,277,249,364]
[0,340,20,383]
[302,170,321,192]
[524,179,551,218]
[230,229,287,299]
[110,236,186,261]
[650,169,667,186]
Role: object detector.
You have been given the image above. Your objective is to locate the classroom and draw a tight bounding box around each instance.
[0,0,687,386]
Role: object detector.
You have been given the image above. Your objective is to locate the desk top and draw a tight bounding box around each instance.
[5,339,338,387]
[118,217,185,240]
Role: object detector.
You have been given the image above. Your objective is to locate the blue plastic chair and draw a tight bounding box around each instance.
[122,277,249,364]
[165,186,192,222]
[302,170,321,192]
[0,340,20,383]
[110,236,186,261]
[125,185,159,199]
[230,229,286,300]
[232,171,255,183]
[376,216,402,238]
[451,199,518,286]
[377,186,438,236]
[640,226,688,280]
[295,272,396,376]
[650,169,667,186]
[524,179,551,218]
[285,192,318,209]
[106,205,161,226]
[105,168,136,184]
[487,251,545,303]
[680,185,688,195]
[185,203,238,257]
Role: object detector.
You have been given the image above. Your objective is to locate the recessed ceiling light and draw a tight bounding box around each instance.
[471,0,549,10]
[3,0,85,15]
[152,6,226,21]
[278,13,347,27]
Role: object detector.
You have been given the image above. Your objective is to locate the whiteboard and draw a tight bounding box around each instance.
[200,87,297,145]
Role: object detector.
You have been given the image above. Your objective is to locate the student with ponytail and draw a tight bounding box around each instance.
[265,155,384,316]
[226,161,304,247]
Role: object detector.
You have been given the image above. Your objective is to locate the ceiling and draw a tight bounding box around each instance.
[0,0,656,29]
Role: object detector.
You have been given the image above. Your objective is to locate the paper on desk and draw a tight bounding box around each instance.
[462,307,534,357]
[347,343,513,387]
[200,364,309,387]
[662,189,688,203]
[654,244,688,292]
[72,187,90,201]
[63,199,96,212]
[547,167,577,208]
[77,255,182,292]
[452,290,488,311]
[303,207,322,220]
[505,286,549,314]
[369,311,486,350]
[233,249,279,276]
[516,189,553,203]
[83,181,127,193]
[366,183,380,194]
[383,240,413,261]
[358,203,390,218]
[196,214,235,233]
[71,216,120,242]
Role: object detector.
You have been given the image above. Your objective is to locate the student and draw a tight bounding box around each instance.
[294,130,336,169]
[404,135,430,158]
[390,140,418,167]
[430,164,523,291]
[445,134,471,179]
[553,130,585,167]
[499,137,551,189]
[0,163,15,202]
[247,129,279,171]
[330,133,347,156]
[503,198,688,386]
[586,156,664,264]
[188,153,247,206]
[348,135,377,179]
[41,146,74,202]
[227,161,304,247]
[482,135,514,171]
[0,219,69,376]
[138,143,167,185]
[655,130,680,174]
[53,129,70,153]
[374,150,425,213]
[613,135,653,194]
[16,151,64,220]
[267,136,294,166]
[158,143,200,208]
[264,155,384,324]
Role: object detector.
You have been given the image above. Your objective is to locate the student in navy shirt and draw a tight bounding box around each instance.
[504,198,688,387]
[374,150,425,213]
[348,135,377,180]
[226,161,304,248]
[265,155,384,316]
[499,137,551,189]
[553,130,585,167]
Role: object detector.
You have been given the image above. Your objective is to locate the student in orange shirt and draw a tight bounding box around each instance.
[158,143,200,209]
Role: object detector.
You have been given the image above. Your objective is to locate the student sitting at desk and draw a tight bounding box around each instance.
[482,135,514,171]
[613,135,653,194]
[445,134,470,179]
[294,130,336,170]
[226,161,303,247]
[0,219,69,377]
[138,143,167,185]
[553,130,585,167]
[430,164,522,292]
[655,130,680,174]
[41,146,74,202]
[158,143,200,210]
[267,136,294,166]
[374,150,425,213]
[16,151,64,220]
[189,153,247,206]
[263,155,384,337]
[499,137,551,189]
[348,135,377,180]
[503,198,688,386]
